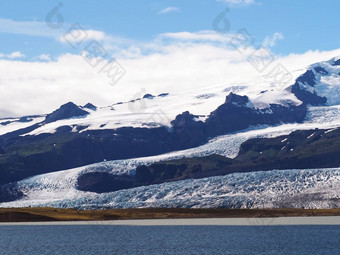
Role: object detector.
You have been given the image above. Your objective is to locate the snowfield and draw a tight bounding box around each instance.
[0,70,305,136]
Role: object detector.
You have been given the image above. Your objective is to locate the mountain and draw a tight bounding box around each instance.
[290,57,340,105]
[0,93,306,185]
[45,102,89,124]
[0,56,339,208]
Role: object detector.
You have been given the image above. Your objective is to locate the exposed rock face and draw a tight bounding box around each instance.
[291,84,327,105]
[170,111,206,149]
[77,172,134,193]
[76,154,233,193]
[143,94,155,99]
[18,116,33,123]
[134,154,233,185]
[45,102,89,123]
[235,128,340,170]
[157,93,169,97]
[333,59,340,66]
[314,67,328,75]
[296,70,316,86]
[206,93,306,137]
[0,183,23,203]
[83,103,97,111]
[290,68,329,106]
[225,92,249,105]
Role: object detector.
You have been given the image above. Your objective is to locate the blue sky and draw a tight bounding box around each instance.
[0,0,339,59]
[0,0,339,117]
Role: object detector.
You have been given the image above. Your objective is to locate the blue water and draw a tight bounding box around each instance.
[0,225,339,254]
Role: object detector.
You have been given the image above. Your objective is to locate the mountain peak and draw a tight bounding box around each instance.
[333,57,340,66]
[225,92,250,106]
[45,102,89,124]
[290,57,340,106]
[83,103,97,111]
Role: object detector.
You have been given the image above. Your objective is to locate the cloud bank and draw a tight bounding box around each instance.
[0,30,339,118]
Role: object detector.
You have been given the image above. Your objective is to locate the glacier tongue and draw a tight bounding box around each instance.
[1,168,339,209]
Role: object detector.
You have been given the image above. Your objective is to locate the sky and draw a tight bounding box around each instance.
[0,0,339,117]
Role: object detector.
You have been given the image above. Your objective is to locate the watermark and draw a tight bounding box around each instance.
[99,59,126,86]
[128,88,147,114]
[230,28,255,54]
[212,8,231,34]
[247,46,275,73]
[45,2,126,86]
[62,23,89,49]
[145,109,172,128]
[128,89,172,126]
[266,64,293,89]
[212,10,293,90]
[45,2,64,29]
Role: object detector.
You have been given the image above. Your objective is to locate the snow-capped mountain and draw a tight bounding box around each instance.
[0,88,307,185]
[291,57,340,105]
[1,57,340,208]
[1,57,339,137]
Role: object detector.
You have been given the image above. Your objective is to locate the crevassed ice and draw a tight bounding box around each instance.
[1,168,339,209]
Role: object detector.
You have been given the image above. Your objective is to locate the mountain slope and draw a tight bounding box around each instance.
[290,57,340,105]
[0,92,307,185]
[76,127,340,193]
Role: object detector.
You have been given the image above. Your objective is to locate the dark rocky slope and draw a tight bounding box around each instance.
[77,127,340,193]
[290,69,327,105]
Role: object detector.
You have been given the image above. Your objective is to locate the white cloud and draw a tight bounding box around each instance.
[0,18,60,38]
[60,29,106,44]
[0,51,26,59]
[158,6,180,14]
[0,29,339,118]
[38,54,51,61]
[7,51,26,59]
[263,32,284,47]
[0,18,132,52]
[159,31,233,42]
[59,27,134,54]
[217,0,256,6]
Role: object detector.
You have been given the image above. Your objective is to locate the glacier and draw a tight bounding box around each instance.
[1,168,339,209]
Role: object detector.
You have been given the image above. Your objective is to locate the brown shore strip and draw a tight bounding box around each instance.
[0,208,339,222]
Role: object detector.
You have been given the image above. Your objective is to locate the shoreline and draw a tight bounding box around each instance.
[1,216,340,226]
[0,208,340,223]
